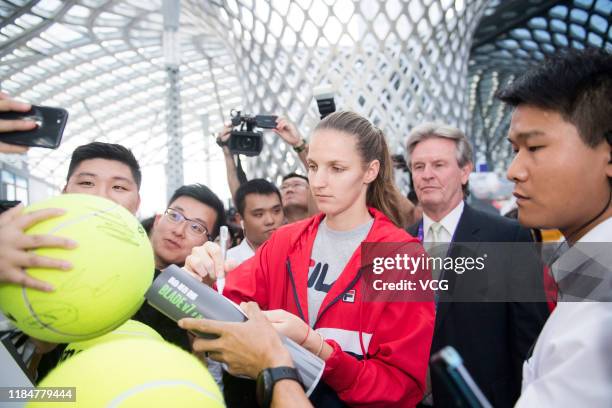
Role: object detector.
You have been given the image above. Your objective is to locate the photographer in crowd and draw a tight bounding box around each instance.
[216,115,315,224]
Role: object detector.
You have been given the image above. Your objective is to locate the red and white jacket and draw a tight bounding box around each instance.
[224,208,435,407]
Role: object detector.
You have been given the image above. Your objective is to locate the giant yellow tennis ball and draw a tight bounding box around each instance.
[0,194,154,343]
[30,338,224,408]
[59,320,163,363]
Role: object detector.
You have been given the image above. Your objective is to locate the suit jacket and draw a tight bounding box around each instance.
[408,203,549,408]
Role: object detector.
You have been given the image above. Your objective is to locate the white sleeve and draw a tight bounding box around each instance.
[515,303,612,408]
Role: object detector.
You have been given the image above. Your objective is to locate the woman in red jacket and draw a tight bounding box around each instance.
[185,111,435,407]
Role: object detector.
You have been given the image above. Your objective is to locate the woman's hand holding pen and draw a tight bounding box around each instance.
[184,241,237,288]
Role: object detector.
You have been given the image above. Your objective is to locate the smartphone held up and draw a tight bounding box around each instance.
[0,105,68,149]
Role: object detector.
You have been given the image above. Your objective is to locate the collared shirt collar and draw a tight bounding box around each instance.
[576,216,612,243]
[422,200,465,243]
[551,216,612,301]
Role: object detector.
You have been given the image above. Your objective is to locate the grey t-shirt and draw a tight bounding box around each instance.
[307,218,374,326]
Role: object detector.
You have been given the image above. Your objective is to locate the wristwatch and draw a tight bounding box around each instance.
[256,366,303,408]
[292,139,307,153]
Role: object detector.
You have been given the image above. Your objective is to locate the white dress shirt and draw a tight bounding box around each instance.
[226,238,255,264]
[422,200,465,243]
[516,216,612,408]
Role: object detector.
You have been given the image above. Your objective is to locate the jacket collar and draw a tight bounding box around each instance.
[408,202,481,243]
[286,208,398,325]
[451,203,482,243]
[286,207,395,250]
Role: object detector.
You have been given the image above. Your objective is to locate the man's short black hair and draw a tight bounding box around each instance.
[496,48,612,147]
[235,179,282,217]
[140,215,155,237]
[281,172,309,183]
[168,184,226,239]
[67,142,142,188]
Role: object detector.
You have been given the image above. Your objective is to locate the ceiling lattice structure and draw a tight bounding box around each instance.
[468,0,611,172]
[186,0,488,184]
[0,0,240,198]
[0,0,610,199]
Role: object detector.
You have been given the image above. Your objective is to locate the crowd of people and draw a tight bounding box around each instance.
[0,47,610,407]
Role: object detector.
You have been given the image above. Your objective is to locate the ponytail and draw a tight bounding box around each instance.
[315,111,408,227]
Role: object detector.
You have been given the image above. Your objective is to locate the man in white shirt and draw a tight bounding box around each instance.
[406,123,549,408]
[499,48,611,407]
[221,179,284,403]
[227,179,284,264]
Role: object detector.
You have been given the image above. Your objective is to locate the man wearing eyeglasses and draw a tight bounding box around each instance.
[279,173,311,224]
[132,184,226,351]
[149,184,225,270]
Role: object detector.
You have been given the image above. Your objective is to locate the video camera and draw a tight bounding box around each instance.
[226,109,278,156]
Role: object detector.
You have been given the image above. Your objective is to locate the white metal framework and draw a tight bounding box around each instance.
[0,0,610,194]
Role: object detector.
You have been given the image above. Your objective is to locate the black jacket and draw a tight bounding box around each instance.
[408,204,549,408]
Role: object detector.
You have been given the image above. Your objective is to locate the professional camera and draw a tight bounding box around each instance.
[226,109,278,156]
[313,85,336,119]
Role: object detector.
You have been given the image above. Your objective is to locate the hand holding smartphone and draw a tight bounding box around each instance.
[0,105,68,149]
[0,200,21,214]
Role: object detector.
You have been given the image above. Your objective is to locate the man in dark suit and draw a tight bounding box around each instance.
[405,122,549,408]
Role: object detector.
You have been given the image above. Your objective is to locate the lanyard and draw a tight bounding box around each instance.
[417,221,425,242]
